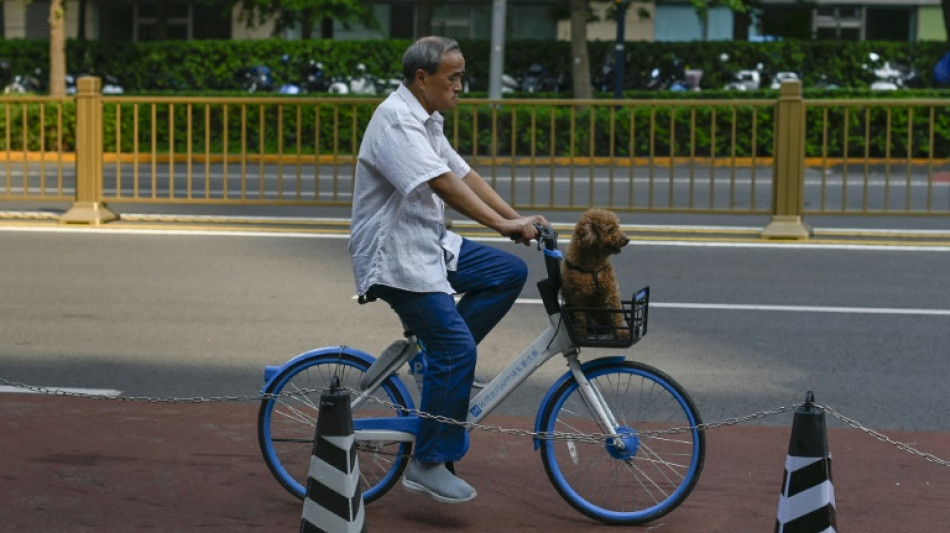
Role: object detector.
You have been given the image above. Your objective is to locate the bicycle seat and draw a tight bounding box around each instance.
[357,293,377,304]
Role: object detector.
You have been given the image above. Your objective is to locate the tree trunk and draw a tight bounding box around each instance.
[49,0,67,97]
[943,0,950,41]
[570,0,592,99]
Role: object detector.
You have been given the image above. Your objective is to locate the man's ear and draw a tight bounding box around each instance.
[414,69,427,87]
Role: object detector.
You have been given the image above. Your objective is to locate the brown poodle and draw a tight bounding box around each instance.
[560,208,631,341]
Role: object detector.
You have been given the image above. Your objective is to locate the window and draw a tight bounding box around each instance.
[25,0,50,39]
[758,5,813,40]
[135,1,192,41]
[866,7,912,41]
[193,1,232,40]
[813,5,864,41]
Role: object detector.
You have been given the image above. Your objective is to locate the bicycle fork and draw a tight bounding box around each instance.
[565,354,625,450]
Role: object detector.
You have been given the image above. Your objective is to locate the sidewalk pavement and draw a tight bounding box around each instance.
[2,394,948,532]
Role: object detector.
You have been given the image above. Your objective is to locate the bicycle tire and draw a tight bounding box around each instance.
[537,360,705,525]
[257,351,412,503]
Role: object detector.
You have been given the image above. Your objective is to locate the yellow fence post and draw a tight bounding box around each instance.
[762,80,812,240]
[60,76,117,225]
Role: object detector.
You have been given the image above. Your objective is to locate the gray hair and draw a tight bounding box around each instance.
[402,36,461,84]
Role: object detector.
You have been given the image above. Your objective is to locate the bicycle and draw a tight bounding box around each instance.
[257,225,705,525]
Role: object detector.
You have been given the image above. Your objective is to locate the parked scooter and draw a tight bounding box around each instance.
[812,73,841,90]
[328,63,378,95]
[274,54,304,95]
[769,71,800,90]
[235,64,274,93]
[934,51,950,88]
[862,52,921,90]
[719,54,763,91]
[646,57,701,92]
[2,63,43,94]
[520,63,566,93]
[64,72,125,95]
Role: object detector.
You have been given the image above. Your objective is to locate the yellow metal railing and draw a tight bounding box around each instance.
[2,77,948,238]
[804,97,950,216]
[0,95,73,203]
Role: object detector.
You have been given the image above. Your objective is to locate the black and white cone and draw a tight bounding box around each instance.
[300,376,366,533]
[775,391,837,533]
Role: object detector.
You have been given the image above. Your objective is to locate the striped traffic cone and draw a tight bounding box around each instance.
[300,376,366,533]
[775,391,837,533]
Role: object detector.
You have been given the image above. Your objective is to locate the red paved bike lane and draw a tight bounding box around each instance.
[2,394,948,532]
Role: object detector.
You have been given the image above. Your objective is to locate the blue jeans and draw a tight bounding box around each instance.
[368,238,528,463]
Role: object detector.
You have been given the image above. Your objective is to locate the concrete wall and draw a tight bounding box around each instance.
[557,2,654,42]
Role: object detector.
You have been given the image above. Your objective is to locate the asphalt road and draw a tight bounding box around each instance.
[6,160,949,213]
[2,218,949,532]
[1,222,947,432]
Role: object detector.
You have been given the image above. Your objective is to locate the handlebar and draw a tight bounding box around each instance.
[510,223,558,250]
[523,224,564,316]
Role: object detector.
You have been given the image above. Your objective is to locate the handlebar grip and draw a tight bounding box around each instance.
[509,222,551,243]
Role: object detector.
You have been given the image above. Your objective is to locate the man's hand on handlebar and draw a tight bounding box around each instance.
[502,215,550,245]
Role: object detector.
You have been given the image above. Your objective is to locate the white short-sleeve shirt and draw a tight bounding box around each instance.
[349,84,472,295]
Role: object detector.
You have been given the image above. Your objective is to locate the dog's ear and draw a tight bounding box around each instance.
[575,217,597,249]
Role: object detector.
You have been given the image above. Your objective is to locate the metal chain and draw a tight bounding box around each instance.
[350,386,800,443]
[4,377,948,468]
[817,403,950,469]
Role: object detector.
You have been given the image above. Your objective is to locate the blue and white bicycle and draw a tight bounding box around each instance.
[257,225,705,525]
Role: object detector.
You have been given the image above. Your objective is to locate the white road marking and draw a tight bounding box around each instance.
[0,385,122,396]
[1,223,947,252]
[516,299,950,316]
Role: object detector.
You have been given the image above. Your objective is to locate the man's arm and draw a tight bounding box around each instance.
[429,171,543,243]
[459,169,522,219]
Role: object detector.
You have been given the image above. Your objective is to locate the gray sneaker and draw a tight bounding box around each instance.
[402,461,477,504]
[471,373,490,390]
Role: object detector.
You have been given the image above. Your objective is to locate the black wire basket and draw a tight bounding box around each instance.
[561,286,650,348]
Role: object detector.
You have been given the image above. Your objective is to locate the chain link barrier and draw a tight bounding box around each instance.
[2,377,948,468]
[817,403,950,468]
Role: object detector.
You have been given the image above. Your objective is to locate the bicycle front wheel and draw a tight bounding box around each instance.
[257,351,412,503]
[538,360,705,525]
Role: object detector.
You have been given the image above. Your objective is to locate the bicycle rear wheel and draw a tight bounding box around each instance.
[257,351,412,503]
[537,360,705,525]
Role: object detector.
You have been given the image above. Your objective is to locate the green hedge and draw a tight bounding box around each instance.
[4,95,949,159]
[2,38,950,94]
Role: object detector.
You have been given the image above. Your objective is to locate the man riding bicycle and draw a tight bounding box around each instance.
[348,36,549,503]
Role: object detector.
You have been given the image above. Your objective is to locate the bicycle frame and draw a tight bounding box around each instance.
[351,310,622,445]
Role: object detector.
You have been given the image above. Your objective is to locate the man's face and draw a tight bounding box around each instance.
[417,51,465,114]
